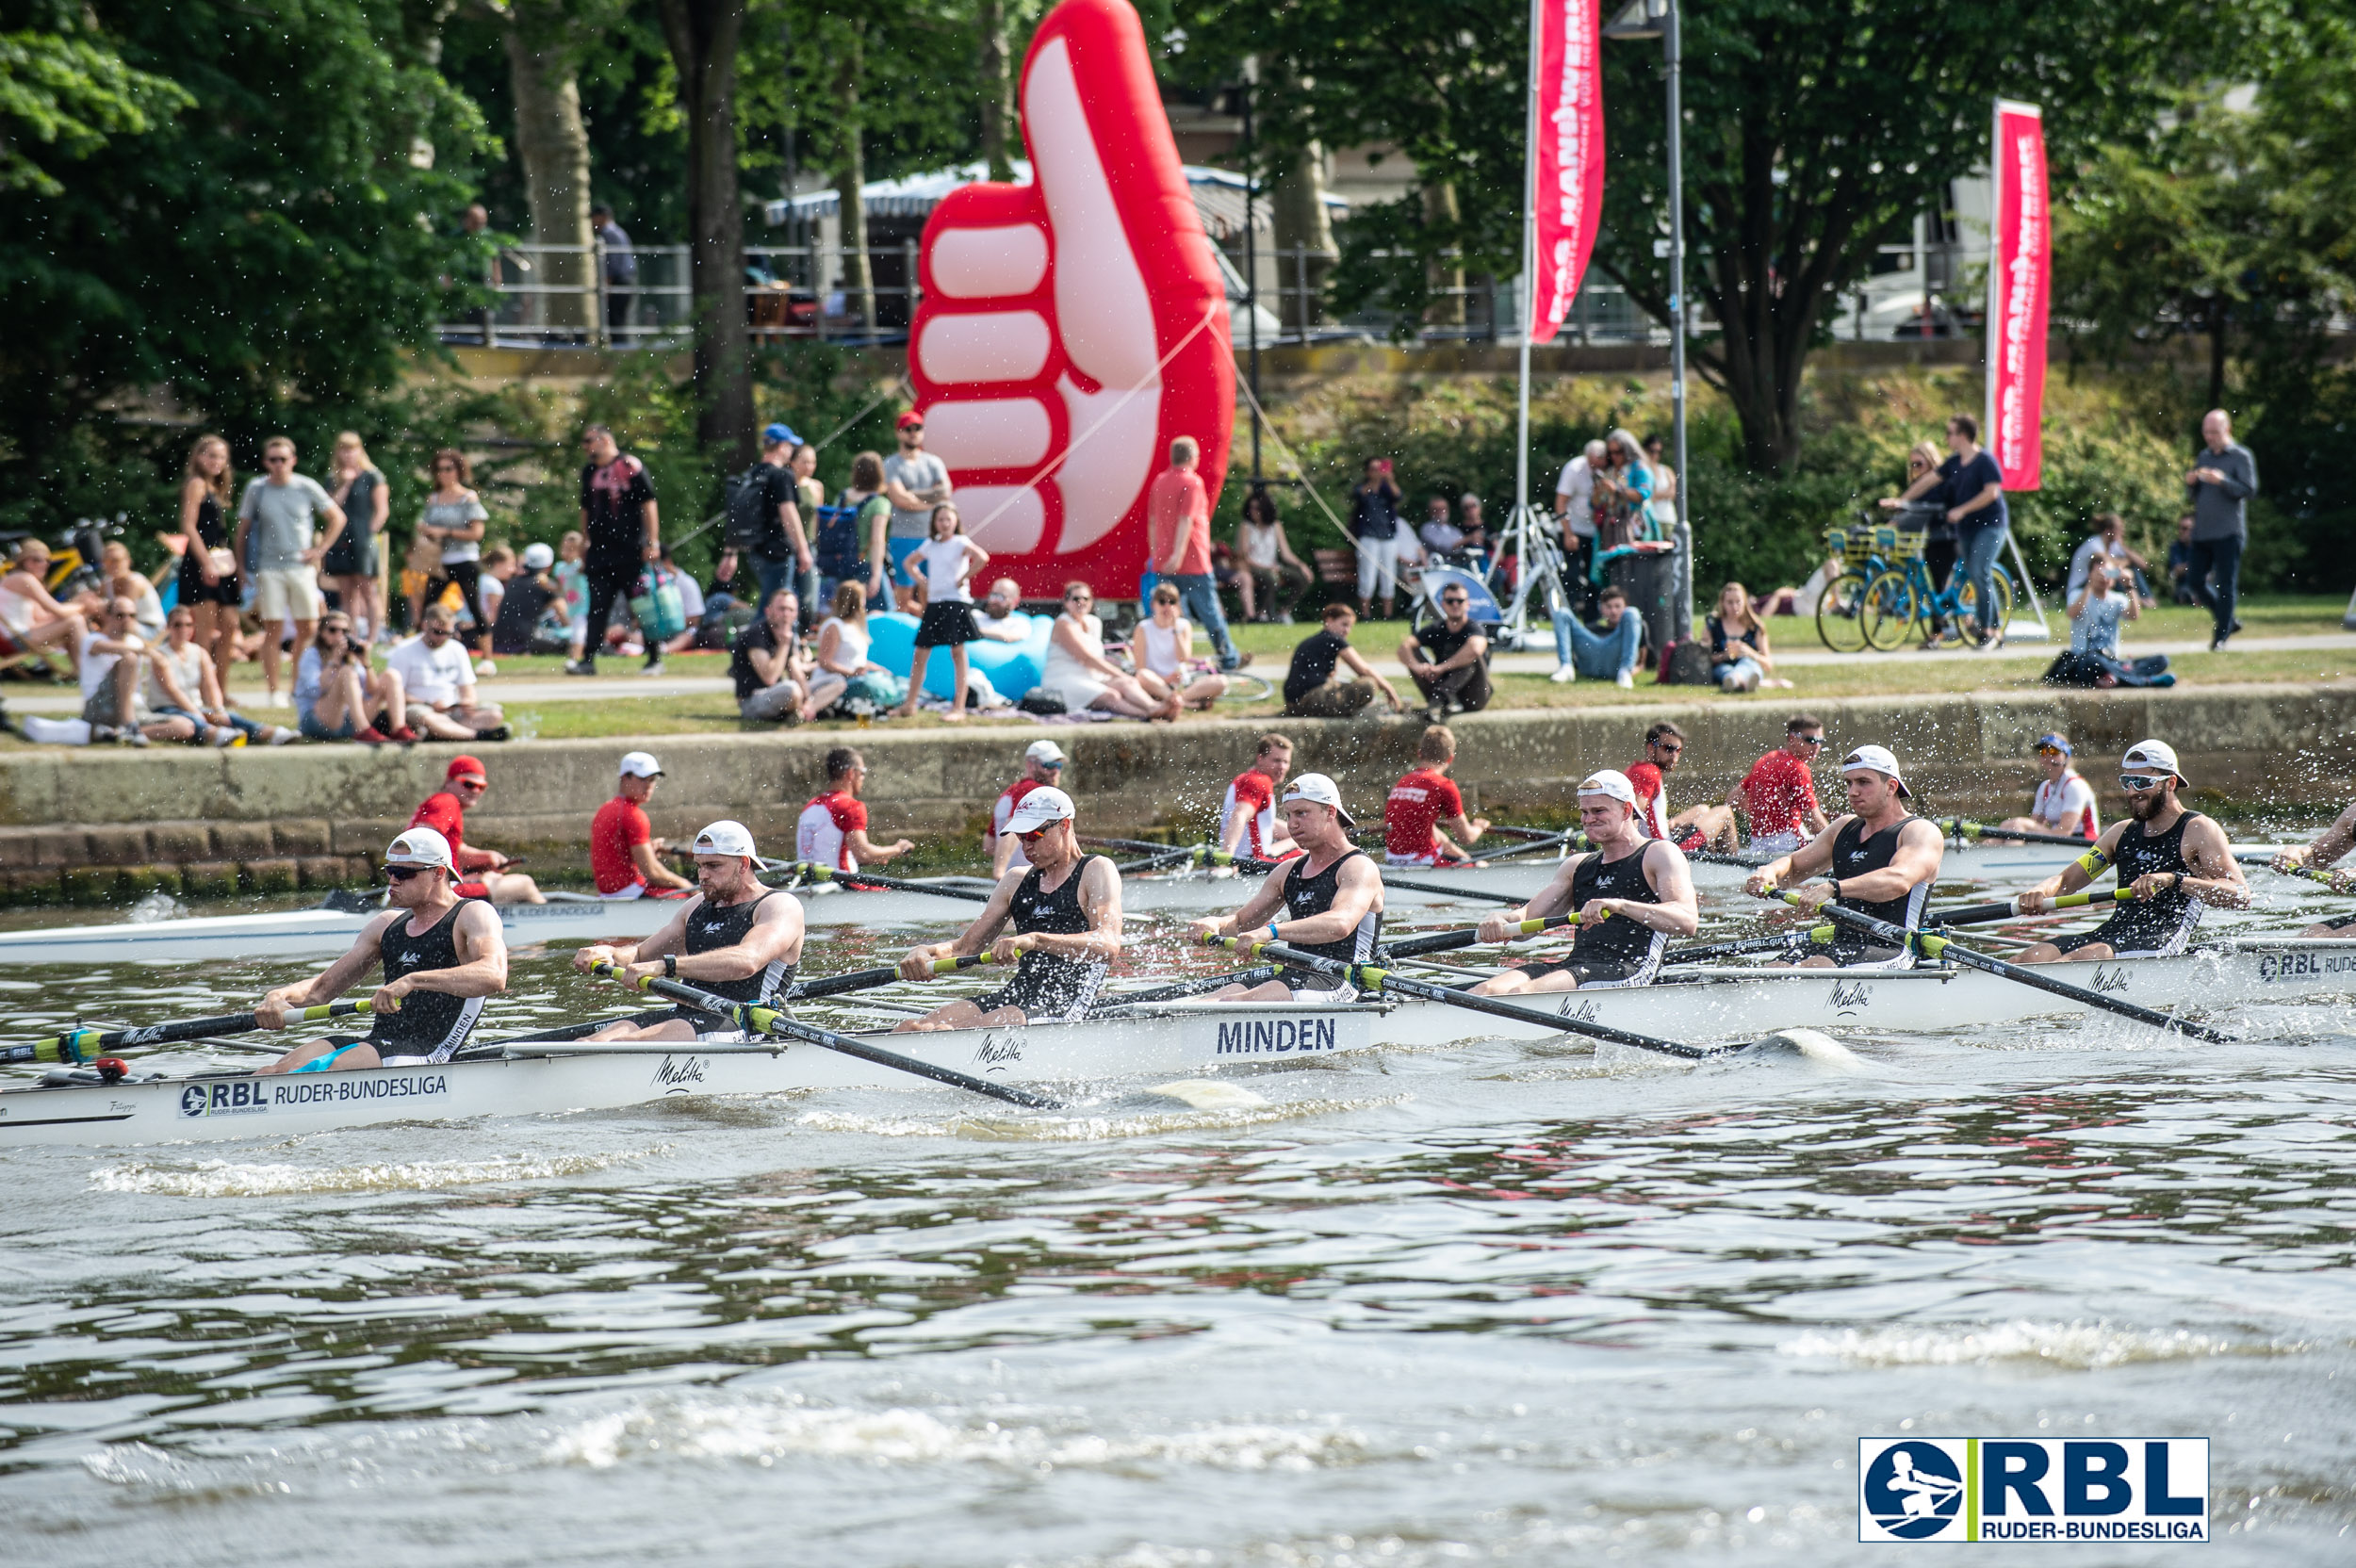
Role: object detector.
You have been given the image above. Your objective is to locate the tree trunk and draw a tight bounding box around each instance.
[2206,295,2228,413]
[975,0,1016,182]
[835,37,876,337]
[500,15,595,340]
[1422,180,1464,329]
[1269,144,1333,332]
[657,0,753,464]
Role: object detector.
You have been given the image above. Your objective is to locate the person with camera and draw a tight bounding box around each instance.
[1350,458,1405,621]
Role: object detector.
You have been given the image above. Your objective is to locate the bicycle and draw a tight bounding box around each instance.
[1855,515,2016,651]
[1813,521,1885,652]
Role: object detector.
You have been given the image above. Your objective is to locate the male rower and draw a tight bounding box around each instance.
[894,787,1122,1030]
[573,820,806,1040]
[1190,773,1384,1004]
[254,827,508,1071]
[590,750,695,898]
[1219,731,1300,861]
[409,754,545,903]
[796,745,914,872]
[1997,732,2100,841]
[2013,740,2249,959]
[1469,770,1697,993]
[1627,720,1738,853]
[986,738,1067,876]
[2272,798,2356,937]
[1730,714,1831,857]
[1384,723,1489,866]
[1742,743,1945,968]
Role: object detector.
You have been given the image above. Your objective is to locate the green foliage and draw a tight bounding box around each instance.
[0,11,189,195]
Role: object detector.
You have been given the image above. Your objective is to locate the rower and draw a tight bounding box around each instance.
[894,786,1121,1030]
[1190,773,1383,1004]
[1219,732,1299,861]
[408,754,544,904]
[1997,732,2099,840]
[1383,723,1488,866]
[1729,715,1830,856]
[590,750,695,899]
[1626,720,1738,853]
[1742,743,1945,969]
[573,820,806,1040]
[795,745,914,872]
[1469,769,1696,993]
[2272,800,2356,937]
[2014,740,2249,959]
[255,827,508,1071]
[986,738,1067,876]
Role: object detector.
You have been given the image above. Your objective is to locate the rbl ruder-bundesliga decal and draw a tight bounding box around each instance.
[1858,1437,2209,1543]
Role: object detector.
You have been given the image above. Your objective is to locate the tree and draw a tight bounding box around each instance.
[0,7,189,196]
[655,0,753,462]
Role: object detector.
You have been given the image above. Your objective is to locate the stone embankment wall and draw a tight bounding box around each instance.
[1,684,2349,905]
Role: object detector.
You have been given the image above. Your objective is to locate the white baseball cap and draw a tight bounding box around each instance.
[2120,739,2188,786]
[1283,772,1355,829]
[384,826,453,870]
[1004,785,1076,834]
[1840,743,1911,798]
[1023,739,1069,767]
[521,541,556,571]
[692,819,758,858]
[1577,769,1638,808]
[618,750,663,778]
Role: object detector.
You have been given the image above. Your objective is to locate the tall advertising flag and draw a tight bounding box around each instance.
[1527,0,1606,345]
[1985,100,2050,490]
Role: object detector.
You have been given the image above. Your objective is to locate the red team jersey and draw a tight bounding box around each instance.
[1384,766,1464,862]
[1220,769,1284,859]
[989,777,1047,871]
[589,796,652,893]
[796,790,867,871]
[1738,748,1821,839]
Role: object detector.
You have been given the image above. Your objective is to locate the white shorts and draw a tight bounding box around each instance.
[598,883,646,901]
[1355,535,1402,599]
[254,566,322,621]
[1749,830,1805,857]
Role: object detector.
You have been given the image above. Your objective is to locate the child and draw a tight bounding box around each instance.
[896,503,990,723]
[554,531,590,663]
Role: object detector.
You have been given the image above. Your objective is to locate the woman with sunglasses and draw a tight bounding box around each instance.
[1132,582,1230,710]
[1036,581,1180,721]
[297,612,411,743]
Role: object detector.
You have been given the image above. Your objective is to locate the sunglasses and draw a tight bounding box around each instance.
[384,865,431,882]
[1016,825,1054,842]
[2119,774,2168,792]
[900,425,924,434]
[1793,734,1825,747]
[453,777,486,790]
[1441,596,1468,606]
[1655,741,1685,755]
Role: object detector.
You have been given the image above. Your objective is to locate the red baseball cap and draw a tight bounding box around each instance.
[895,411,924,430]
[446,755,488,784]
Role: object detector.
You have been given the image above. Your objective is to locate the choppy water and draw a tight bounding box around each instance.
[2,888,2353,1565]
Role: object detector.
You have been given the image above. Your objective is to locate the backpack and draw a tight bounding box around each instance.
[630,566,688,642]
[724,465,777,552]
[1657,638,1711,686]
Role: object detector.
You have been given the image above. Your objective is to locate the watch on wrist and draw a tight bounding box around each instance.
[664,954,678,978]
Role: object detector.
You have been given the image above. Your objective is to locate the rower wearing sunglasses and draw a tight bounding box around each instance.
[2012,740,2249,961]
[1742,743,1945,969]
[254,827,509,1072]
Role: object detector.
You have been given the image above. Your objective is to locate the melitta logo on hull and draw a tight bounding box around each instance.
[1858,1437,2208,1543]
[179,1074,452,1117]
[1830,980,1873,1011]
[1214,1017,1340,1054]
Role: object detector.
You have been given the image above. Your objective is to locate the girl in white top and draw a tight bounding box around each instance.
[0,540,86,670]
[1997,734,2100,840]
[1038,581,1179,721]
[1132,582,1229,710]
[99,543,167,643]
[896,502,992,723]
[810,580,888,716]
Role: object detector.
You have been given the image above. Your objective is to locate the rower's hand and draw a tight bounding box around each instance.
[486,852,511,871]
[888,839,914,857]
[625,959,665,985]
[574,943,619,974]
[1475,912,1516,944]
[2270,847,2308,872]
[1579,898,1615,924]
[2130,871,2182,901]
[1742,870,1777,898]
[897,946,941,982]
[2330,869,2356,894]
[254,991,298,1030]
[1791,881,1838,910]
[2017,890,2048,914]
[1188,917,1226,944]
[371,977,410,1014]
[989,933,1035,964]
[1470,816,1491,835]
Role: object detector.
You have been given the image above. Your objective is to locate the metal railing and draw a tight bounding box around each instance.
[1219,242,1702,347]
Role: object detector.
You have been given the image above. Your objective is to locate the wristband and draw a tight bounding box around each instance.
[663,954,677,979]
[1268,921,1281,942]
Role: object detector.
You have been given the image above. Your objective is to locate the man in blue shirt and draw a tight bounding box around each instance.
[1937,414,2008,647]
[2185,408,2259,650]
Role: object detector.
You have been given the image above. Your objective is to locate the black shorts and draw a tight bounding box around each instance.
[2317,913,2356,934]
[2052,907,2200,958]
[1823,938,1911,969]
[914,601,979,647]
[1515,956,1644,988]
[971,963,1105,1022]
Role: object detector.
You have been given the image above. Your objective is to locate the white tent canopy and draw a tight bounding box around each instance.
[763,161,1346,241]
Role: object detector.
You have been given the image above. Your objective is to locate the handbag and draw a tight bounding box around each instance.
[630,566,687,642]
[205,547,239,578]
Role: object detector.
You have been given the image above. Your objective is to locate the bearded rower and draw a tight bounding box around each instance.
[2014,740,2249,959]
[1191,773,1383,1003]
[573,820,806,1040]
[1743,743,1944,968]
[895,787,1122,1030]
[2271,797,2356,937]
[255,827,508,1071]
[1469,769,1696,994]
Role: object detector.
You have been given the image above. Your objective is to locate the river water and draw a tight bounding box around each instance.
[1,890,2352,1565]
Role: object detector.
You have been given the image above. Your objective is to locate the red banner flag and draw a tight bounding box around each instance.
[1986,100,2049,491]
[1527,0,1605,346]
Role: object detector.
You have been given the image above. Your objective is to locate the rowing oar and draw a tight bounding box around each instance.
[789,953,994,1001]
[780,862,997,903]
[1930,887,2139,927]
[1202,935,1746,1062]
[1194,846,1530,906]
[1662,928,1830,965]
[2274,862,2351,891]
[1114,845,1206,875]
[587,961,1062,1109]
[1,1001,372,1066]
[1755,890,2231,1043]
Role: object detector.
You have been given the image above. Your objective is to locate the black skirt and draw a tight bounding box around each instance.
[914,600,979,647]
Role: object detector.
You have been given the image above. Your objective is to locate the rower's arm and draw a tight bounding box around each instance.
[1827,819,1945,905]
[1007,858,1123,963]
[1745,818,1841,895]
[2025,823,2122,901]
[846,828,912,864]
[1196,867,1289,939]
[2296,804,2356,871]
[1616,842,1700,937]
[1268,855,1381,946]
[990,825,1022,877]
[1476,857,1582,942]
[2174,816,2252,908]
[1219,801,1251,857]
[1437,810,1486,851]
[925,875,1019,963]
[259,914,397,1023]
[388,904,510,1003]
[631,840,693,890]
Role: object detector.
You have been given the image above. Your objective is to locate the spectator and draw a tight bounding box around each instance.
[1594,429,1653,549]
[1879,439,1956,637]
[1999,733,2100,841]
[744,422,812,611]
[0,541,86,674]
[460,203,494,344]
[808,580,899,717]
[1754,554,1847,619]
[324,431,388,643]
[295,611,408,743]
[1349,458,1404,620]
[2060,557,2172,688]
[1399,580,1490,722]
[1235,484,1312,624]
[896,502,990,723]
[176,433,242,688]
[98,542,165,643]
[1133,581,1230,710]
[1706,580,1776,693]
[418,449,492,670]
[731,586,811,725]
[1729,715,1830,856]
[76,596,185,745]
[790,440,826,617]
[1418,496,1465,558]
[490,543,558,657]
[572,424,661,676]
[1038,581,1179,720]
[1938,413,2009,648]
[234,435,346,708]
[2067,513,2155,608]
[1282,602,1403,718]
[1147,435,1247,671]
[833,449,891,610]
[554,531,590,661]
[882,412,952,614]
[1642,434,1680,540]
[1548,582,1643,688]
[591,204,636,335]
[146,604,295,745]
[1457,494,1489,554]
[387,606,509,739]
[2185,407,2257,650]
[1553,438,1606,594]
[973,577,1030,641]
[591,751,695,896]
[645,542,706,657]
[2166,514,2200,606]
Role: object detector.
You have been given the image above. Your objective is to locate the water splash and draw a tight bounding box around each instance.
[1777,1319,2304,1370]
[793,1094,1405,1143]
[90,1146,664,1197]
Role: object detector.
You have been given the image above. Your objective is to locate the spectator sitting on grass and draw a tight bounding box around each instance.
[1418,496,1465,558]
[1282,602,1404,719]
[731,586,812,725]
[70,596,186,746]
[147,604,295,745]
[490,542,559,657]
[1548,582,1644,688]
[387,606,508,739]
[2067,513,2156,608]
[296,611,409,743]
[1707,581,1776,694]
[0,539,87,673]
[99,542,167,642]
[1235,484,1313,624]
[1399,581,1491,722]
[807,580,898,717]
[973,577,1030,641]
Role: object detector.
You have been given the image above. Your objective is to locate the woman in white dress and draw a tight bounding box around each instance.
[810,580,892,717]
[1038,581,1178,721]
[1132,582,1229,710]
[895,502,991,723]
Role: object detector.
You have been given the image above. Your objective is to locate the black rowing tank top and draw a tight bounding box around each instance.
[368,903,483,1061]
[682,890,794,1006]
[1006,857,1111,994]
[1283,848,1384,966]
[1832,815,1931,933]
[2102,811,2205,950]
[1569,843,1668,971]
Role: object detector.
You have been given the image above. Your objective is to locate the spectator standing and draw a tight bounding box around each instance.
[460,204,494,344]
[897,502,990,722]
[1282,603,1403,718]
[387,607,508,739]
[1399,580,1491,721]
[553,531,590,661]
[2185,407,2257,650]
[572,424,661,676]
[2166,514,2200,606]
[145,605,295,745]
[1235,485,1312,624]
[1642,434,1680,540]
[1938,413,2009,647]
[882,413,952,613]
[743,423,812,611]
[1147,435,1247,671]
[731,586,812,724]
[176,433,241,688]
[1706,580,1775,693]
[1729,716,1829,855]
[324,432,389,643]
[417,449,493,671]
[234,436,347,708]
[834,449,892,610]
[1553,439,1607,601]
[1548,582,1644,687]
[1349,458,1404,620]
[1594,430,1654,549]
[591,751,695,897]
[295,611,407,743]
[592,204,636,336]
[791,440,826,617]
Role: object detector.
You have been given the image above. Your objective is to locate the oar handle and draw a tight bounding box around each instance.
[2,999,372,1066]
[781,862,996,903]
[2273,861,2352,891]
[1933,886,2137,927]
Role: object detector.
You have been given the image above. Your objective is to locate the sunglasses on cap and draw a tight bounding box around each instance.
[2119,773,2168,792]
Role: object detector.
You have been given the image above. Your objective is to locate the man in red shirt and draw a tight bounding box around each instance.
[1624,721,1738,853]
[987,738,1068,875]
[795,746,914,873]
[408,755,543,903]
[1148,435,1246,672]
[589,750,696,898]
[1385,724,1490,866]
[1219,732,1299,861]
[1729,713,1831,855]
